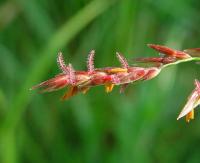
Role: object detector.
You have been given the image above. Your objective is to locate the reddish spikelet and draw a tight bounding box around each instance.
[30,74,68,92]
[116,52,129,68]
[57,52,69,73]
[87,50,95,73]
[148,44,191,59]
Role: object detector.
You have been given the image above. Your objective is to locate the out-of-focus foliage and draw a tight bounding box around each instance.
[1,0,200,162]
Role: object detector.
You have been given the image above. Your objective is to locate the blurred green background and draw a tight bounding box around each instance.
[1,0,200,162]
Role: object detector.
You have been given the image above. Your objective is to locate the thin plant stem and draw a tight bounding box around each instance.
[162,57,200,69]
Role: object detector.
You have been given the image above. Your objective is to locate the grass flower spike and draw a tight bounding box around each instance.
[31,45,163,99]
[31,44,200,123]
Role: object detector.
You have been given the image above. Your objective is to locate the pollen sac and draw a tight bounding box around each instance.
[186,110,194,123]
[105,83,115,93]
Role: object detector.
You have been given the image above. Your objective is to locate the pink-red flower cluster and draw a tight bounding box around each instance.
[31,44,191,100]
[31,44,200,122]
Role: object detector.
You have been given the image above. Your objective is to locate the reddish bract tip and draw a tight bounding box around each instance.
[31,74,69,92]
[147,44,191,59]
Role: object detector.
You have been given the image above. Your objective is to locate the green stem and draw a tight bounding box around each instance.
[162,57,200,69]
